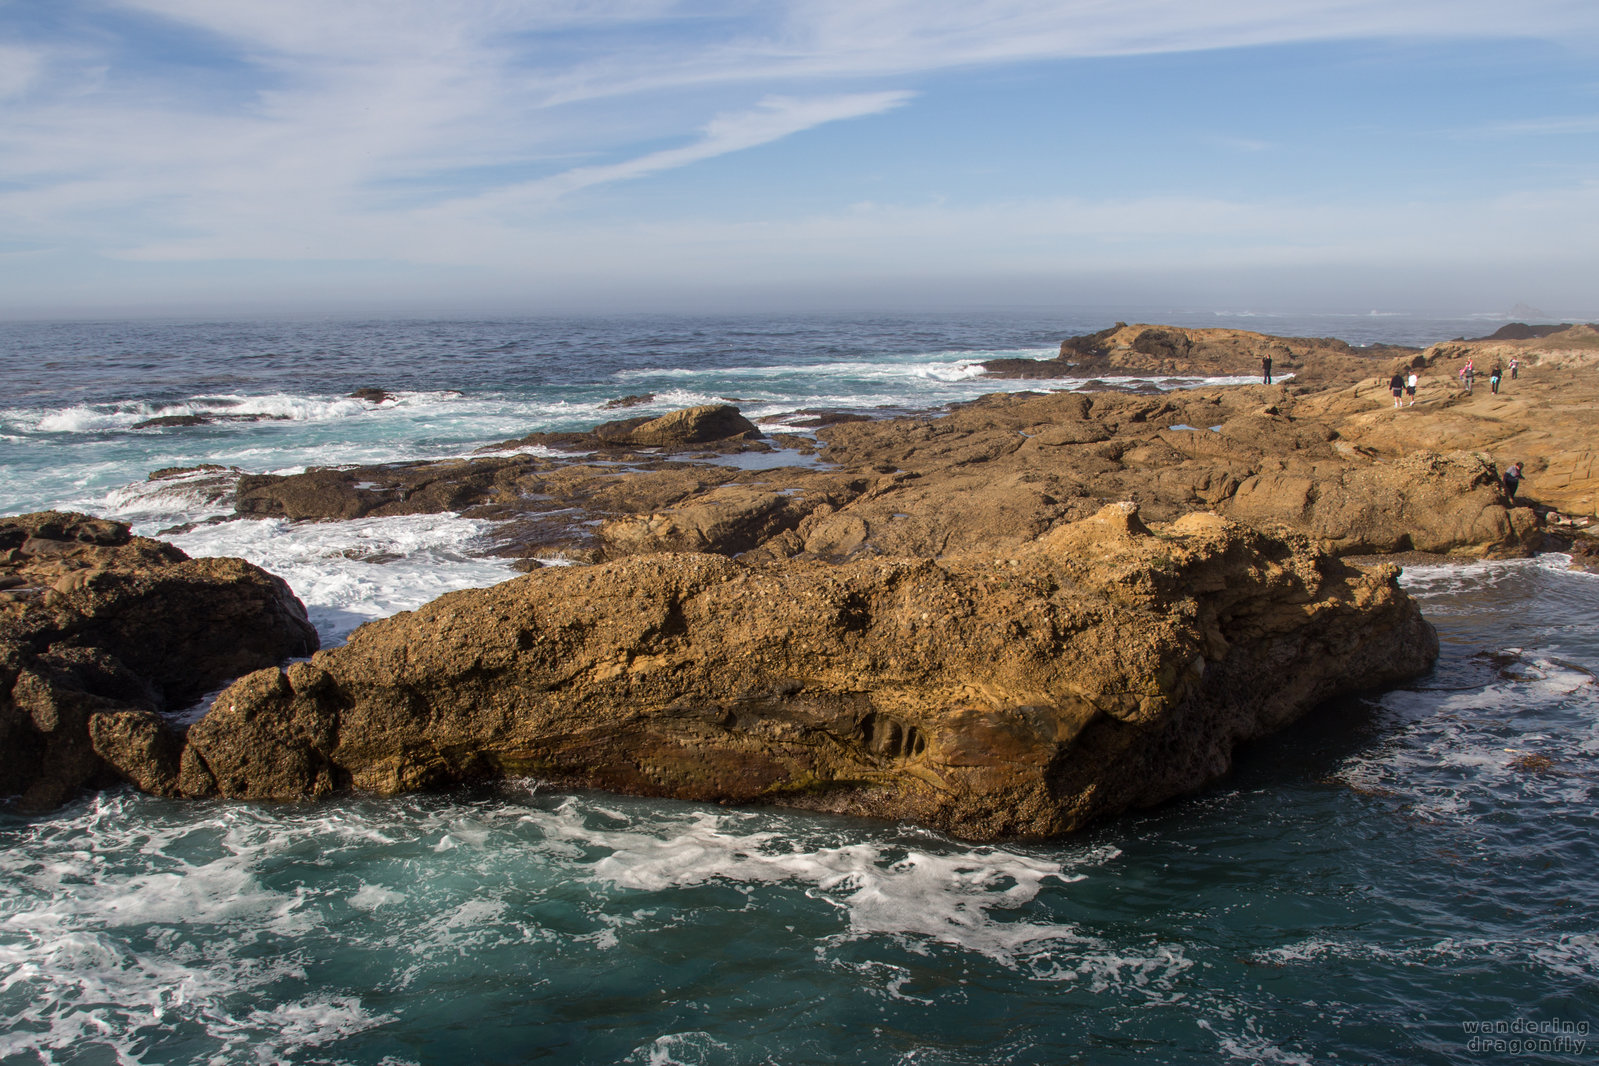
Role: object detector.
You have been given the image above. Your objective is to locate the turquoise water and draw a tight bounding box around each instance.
[3,557,1596,1063]
[2,313,1596,1063]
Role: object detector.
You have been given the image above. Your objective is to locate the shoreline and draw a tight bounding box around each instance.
[6,318,1599,829]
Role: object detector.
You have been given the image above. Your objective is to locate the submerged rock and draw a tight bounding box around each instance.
[180,504,1435,840]
[0,512,319,810]
[132,414,213,429]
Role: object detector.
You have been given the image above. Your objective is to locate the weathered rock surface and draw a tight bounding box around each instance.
[0,512,319,809]
[180,505,1435,840]
[595,403,761,447]
[490,402,768,459]
[205,325,1599,570]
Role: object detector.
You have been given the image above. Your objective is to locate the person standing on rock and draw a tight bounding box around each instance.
[1262,355,1272,385]
[1490,363,1503,395]
[1503,461,1524,501]
[1389,370,1406,409]
[1405,369,1419,406]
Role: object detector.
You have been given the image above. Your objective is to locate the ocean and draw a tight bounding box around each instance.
[1,311,1595,1064]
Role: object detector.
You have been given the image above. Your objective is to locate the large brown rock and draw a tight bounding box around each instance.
[982,323,1418,386]
[180,505,1435,840]
[595,403,761,447]
[0,512,319,809]
[1224,450,1539,555]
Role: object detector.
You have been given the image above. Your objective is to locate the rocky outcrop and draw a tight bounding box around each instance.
[0,512,319,810]
[600,486,830,557]
[983,323,1420,386]
[490,402,768,459]
[219,386,1548,567]
[178,324,1599,574]
[1224,450,1539,555]
[1476,322,1577,342]
[1422,323,1599,373]
[594,403,761,447]
[177,505,1435,840]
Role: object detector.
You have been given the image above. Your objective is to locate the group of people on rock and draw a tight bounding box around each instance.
[1267,351,1527,503]
[1391,356,1521,407]
[1455,357,1519,396]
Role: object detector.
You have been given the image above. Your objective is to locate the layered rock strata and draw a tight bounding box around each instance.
[0,512,319,809]
[176,505,1436,840]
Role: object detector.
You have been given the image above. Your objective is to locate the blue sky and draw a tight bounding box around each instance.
[2,0,1597,317]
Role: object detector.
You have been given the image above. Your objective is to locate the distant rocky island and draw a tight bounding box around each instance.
[5,321,1597,838]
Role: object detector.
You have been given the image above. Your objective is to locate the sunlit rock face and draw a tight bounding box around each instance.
[182,504,1435,840]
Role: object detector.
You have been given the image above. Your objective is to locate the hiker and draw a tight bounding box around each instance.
[1405,369,1419,406]
[1510,357,1520,379]
[1390,370,1406,409]
[1503,461,1524,501]
[1490,363,1503,395]
[1262,355,1272,385]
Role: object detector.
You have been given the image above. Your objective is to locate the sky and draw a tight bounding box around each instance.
[2,0,1598,318]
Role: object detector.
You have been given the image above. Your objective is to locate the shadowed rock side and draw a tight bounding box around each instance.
[178,505,1435,840]
[0,512,319,810]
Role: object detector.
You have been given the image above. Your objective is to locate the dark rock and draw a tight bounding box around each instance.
[1567,532,1599,573]
[0,512,319,810]
[349,388,395,404]
[602,394,655,410]
[783,410,874,428]
[1474,323,1571,342]
[133,415,213,429]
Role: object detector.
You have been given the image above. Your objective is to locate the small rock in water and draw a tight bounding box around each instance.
[132,414,213,429]
[602,393,655,410]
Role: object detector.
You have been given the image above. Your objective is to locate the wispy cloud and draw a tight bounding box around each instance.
[533,0,1599,104]
[466,92,915,209]
[2,0,1598,310]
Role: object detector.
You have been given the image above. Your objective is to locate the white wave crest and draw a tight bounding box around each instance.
[164,513,519,645]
